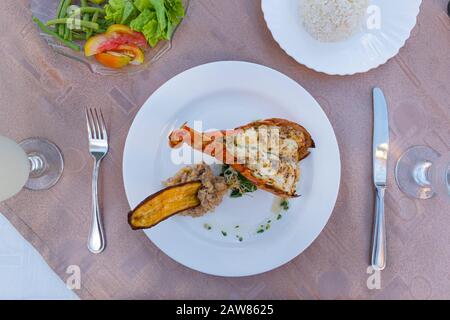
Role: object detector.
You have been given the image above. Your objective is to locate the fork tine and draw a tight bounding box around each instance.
[99,109,108,141]
[88,108,97,139]
[94,108,103,140]
[89,108,99,140]
[85,108,93,139]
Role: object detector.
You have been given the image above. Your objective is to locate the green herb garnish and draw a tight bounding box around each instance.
[221,231,227,237]
[280,199,289,211]
[230,189,242,198]
[276,214,282,220]
[222,165,257,198]
[203,223,212,230]
[257,228,264,234]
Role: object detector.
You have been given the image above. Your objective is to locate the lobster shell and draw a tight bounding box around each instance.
[168,118,315,198]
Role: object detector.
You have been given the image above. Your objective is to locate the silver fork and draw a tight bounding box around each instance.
[85,108,108,254]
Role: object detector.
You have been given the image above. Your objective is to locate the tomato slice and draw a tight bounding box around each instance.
[85,34,109,56]
[84,24,148,57]
[94,44,145,68]
[115,45,145,65]
[106,24,148,49]
[95,51,131,69]
[106,24,134,35]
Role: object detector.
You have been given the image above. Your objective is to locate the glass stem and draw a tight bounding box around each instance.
[28,154,45,176]
[413,161,433,187]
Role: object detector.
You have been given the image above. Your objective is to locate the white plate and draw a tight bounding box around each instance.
[262,0,422,75]
[123,61,341,276]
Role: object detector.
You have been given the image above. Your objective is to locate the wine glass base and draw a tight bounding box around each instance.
[395,146,440,199]
[19,138,64,191]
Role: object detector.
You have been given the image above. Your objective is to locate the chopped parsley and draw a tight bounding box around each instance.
[280,199,290,211]
[276,214,282,220]
[203,223,212,230]
[221,231,227,237]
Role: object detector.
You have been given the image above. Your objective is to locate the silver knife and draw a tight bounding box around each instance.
[371,88,389,271]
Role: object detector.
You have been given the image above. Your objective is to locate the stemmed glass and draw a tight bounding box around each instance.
[395,146,449,200]
[0,135,63,202]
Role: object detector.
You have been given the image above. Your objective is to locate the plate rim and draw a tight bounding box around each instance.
[123,61,341,276]
[261,0,422,76]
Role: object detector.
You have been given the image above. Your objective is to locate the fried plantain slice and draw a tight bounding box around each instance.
[128,181,202,230]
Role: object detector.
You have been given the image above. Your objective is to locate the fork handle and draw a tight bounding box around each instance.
[88,160,105,254]
[371,186,386,270]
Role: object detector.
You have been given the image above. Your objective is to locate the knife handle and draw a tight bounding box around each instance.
[371,186,386,270]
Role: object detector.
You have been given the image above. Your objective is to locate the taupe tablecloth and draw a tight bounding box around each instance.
[1,0,449,299]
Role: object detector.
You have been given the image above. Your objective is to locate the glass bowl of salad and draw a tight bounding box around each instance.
[30,0,189,75]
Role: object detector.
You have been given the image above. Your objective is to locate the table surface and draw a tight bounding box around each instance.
[1,0,449,299]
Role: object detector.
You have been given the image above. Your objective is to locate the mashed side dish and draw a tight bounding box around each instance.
[165,164,228,217]
[299,0,369,42]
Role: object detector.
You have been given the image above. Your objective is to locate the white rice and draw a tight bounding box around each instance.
[299,0,369,42]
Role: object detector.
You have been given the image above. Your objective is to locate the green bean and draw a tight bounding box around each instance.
[71,32,86,40]
[86,10,99,39]
[96,19,107,29]
[88,0,106,4]
[68,7,105,17]
[57,0,65,36]
[56,0,65,18]
[45,18,99,30]
[60,0,71,15]
[63,23,71,40]
[58,0,71,36]
[32,17,80,51]
[81,0,89,32]
[59,23,65,37]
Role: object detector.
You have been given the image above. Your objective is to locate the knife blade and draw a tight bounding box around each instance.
[371,87,389,271]
[373,88,389,187]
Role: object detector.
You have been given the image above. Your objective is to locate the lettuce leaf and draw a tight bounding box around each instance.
[122,1,138,24]
[164,0,184,39]
[142,19,162,47]
[105,0,138,25]
[104,0,124,23]
[150,0,167,32]
[104,0,185,47]
[129,9,154,31]
[165,0,185,23]
[133,0,152,12]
